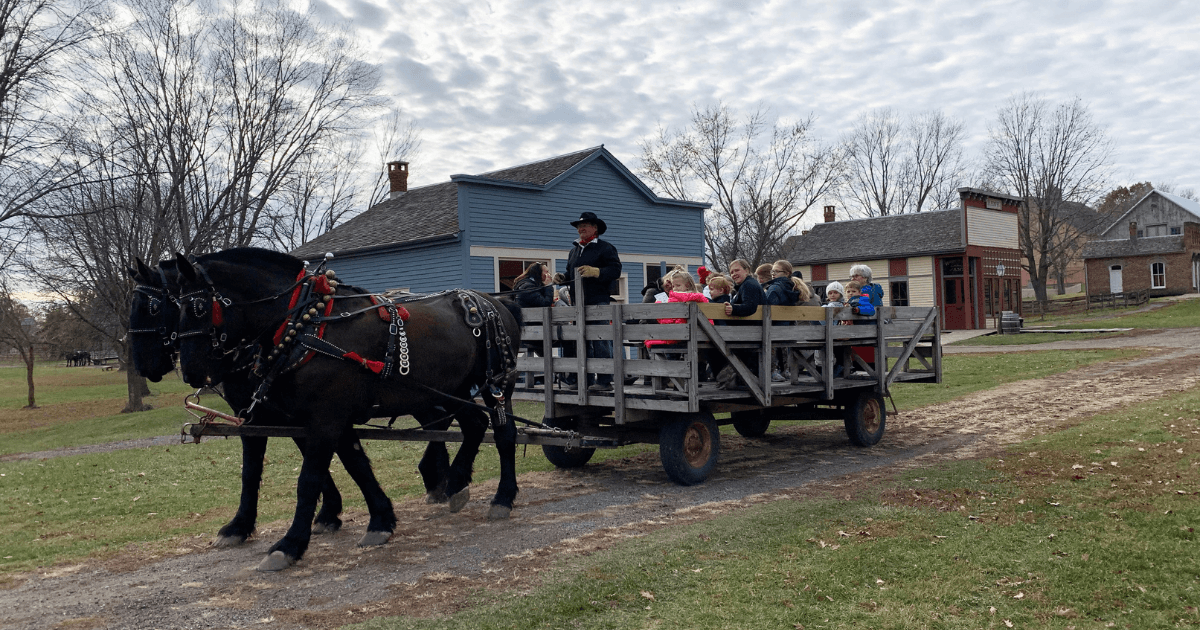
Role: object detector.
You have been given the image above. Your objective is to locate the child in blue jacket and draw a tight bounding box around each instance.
[845,281,876,318]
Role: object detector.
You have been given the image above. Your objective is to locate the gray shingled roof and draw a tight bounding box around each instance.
[292,181,459,258]
[292,147,606,258]
[785,209,964,265]
[1081,235,1184,259]
[470,147,599,186]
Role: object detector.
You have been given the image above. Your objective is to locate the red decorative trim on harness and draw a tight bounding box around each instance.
[342,351,384,374]
[272,270,310,346]
[211,301,224,326]
[367,295,410,322]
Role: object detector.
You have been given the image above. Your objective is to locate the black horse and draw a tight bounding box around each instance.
[127,258,351,548]
[172,248,521,571]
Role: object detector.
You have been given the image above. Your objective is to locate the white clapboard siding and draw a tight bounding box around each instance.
[909,274,937,307]
[966,208,1018,248]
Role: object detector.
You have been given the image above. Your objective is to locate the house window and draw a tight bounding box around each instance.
[1151,262,1166,289]
[1171,226,1182,235]
[890,281,909,306]
[643,262,690,290]
[498,258,550,291]
[1146,224,1168,237]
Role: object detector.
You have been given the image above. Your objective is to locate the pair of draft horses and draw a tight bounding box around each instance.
[128,248,523,572]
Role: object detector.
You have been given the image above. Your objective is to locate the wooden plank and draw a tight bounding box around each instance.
[884,307,938,388]
[698,303,827,322]
[575,277,587,406]
[687,302,699,413]
[695,315,768,405]
[876,308,886,393]
[542,307,555,418]
[611,305,625,425]
[824,308,834,399]
[761,305,772,406]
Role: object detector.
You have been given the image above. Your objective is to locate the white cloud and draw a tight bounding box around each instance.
[325,0,1199,196]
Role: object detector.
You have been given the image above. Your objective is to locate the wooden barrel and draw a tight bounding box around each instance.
[1000,311,1022,334]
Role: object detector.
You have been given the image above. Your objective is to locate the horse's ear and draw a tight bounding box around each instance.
[125,265,140,281]
[176,252,197,282]
[135,258,155,283]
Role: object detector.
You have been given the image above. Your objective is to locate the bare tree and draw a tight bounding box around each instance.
[25,0,389,409]
[841,107,967,217]
[0,0,105,228]
[0,261,38,407]
[984,93,1112,308]
[640,102,843,269]
[367,110,422,207]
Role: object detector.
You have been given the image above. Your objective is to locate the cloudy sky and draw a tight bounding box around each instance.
[315,0,1198,216]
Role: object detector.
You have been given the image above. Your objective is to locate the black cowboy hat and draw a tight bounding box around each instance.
[570,211,607,235]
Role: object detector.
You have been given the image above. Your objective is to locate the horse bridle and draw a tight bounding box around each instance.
[128,267,180,349]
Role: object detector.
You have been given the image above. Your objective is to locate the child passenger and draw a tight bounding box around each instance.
[706,274,733,304]
[844,281,876,317]
[646,267,708,349]
[823,281,845,308]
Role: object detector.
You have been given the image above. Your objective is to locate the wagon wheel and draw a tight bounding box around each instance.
[843,390,886,447]
[659,412,720,486]
[541,417,595,469]
[731,409,771,438]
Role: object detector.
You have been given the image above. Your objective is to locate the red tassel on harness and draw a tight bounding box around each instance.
[313,275,333,295]
[212,300,224,326]
[397,306,409,321]
[343,351,384,374]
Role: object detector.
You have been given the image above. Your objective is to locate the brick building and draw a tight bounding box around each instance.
[1081,190,1200,296]
[783,188,1023,330]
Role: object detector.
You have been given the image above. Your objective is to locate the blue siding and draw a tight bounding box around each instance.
[325,240,466,293]
[468,256,496,291]
[462,158,704,259]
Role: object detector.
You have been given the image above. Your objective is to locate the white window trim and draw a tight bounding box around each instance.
[1150,261,1166,289]
[470,245,701,293]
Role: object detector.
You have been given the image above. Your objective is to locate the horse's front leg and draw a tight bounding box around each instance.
[214,435,266,547]
[333,433,395,546]
[258,438,335,572]
[487,394,519,520]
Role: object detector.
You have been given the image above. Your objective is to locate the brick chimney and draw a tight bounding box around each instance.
[1129,221,1137,241]
[387,161,409,199]
[823,205,836,223]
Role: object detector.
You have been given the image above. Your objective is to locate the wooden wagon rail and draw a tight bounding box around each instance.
[513,301,941,422]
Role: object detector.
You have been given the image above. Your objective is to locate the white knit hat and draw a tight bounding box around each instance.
[824,281,845,297]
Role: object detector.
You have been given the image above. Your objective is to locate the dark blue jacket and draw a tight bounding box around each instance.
[729,277,765,319]
[513,276,554,309]
[850,294,876,317]
[863,282,884,308]
[564,238,622,305]
[763,277,800,306]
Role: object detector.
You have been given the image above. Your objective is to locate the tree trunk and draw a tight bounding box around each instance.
[123,364,150,413]
[22,350,36,409]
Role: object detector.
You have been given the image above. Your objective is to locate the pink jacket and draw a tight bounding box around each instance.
[646,291,708,348]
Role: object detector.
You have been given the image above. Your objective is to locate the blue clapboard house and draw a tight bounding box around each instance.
[292,147,709,301]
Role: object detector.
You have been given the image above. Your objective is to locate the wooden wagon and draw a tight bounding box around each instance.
[511,295,942,485]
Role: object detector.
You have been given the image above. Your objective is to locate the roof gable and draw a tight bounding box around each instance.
[1100,189,1200,237]
[786,210,964,265]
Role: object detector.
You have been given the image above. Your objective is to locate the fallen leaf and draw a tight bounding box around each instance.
[876,579,885,585]
[1005,620,1013,628]
[1014,592,1025,599]
[1072,464,1084,469]
[989,606,997,615]
[640,591,655,601]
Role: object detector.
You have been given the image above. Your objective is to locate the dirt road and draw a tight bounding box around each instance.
[2,332,1197,630]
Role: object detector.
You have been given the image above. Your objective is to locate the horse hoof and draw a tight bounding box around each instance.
[257,551,295,572]
[425,491,449,505]
[487,504,512,520]
[448,488,470,513]
[312,521,341,535]
[357,531,391,547]
[212,535,246,548]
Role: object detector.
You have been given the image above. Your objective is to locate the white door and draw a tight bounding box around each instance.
[1109,265,1123,293]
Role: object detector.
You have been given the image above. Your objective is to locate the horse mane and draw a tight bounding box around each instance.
[197,247,305,279]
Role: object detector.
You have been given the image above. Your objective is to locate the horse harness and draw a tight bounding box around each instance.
[178,258,518,425]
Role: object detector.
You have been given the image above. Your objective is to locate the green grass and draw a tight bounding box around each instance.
[350,382,1200,630]
[888,350,1125,411]
[949,331,1121,346]
[1049,297,1200,330]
